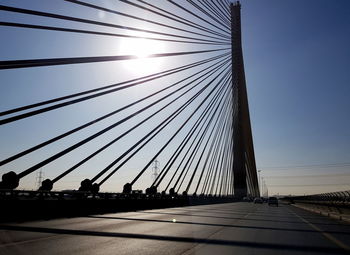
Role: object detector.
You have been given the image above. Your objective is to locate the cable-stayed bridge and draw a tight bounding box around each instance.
[0,1,349,254]
[0,1,258,199]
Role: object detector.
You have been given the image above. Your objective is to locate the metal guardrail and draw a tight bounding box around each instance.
[0,189,240,222]
[0,189,238,201]
[283,190,350,207]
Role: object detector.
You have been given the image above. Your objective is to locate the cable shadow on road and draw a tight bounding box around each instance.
[168,207,302,218]
[0,225,347,254]
[87,215,350,235]
[137,211,344,226]
[170,205,346,222]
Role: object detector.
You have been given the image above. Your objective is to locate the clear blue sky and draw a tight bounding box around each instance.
[0,0,349,195]
[241,0,350,194]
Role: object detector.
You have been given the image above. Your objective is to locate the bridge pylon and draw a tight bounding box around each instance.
[231,2,259,198]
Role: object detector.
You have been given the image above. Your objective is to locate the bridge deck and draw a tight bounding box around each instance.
[0,202,349,254]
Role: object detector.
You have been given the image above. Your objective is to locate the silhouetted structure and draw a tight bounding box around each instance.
[0,1,259,202]
[231,2,259,198]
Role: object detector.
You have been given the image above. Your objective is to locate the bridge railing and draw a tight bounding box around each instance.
[284,190,350,208]
[0,189,239,222]
[0,188,239,201]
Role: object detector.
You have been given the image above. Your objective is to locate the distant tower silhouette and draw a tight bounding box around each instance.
[35,168,44,189]
[152,158,160,182]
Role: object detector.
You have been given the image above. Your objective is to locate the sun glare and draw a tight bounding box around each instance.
[119,37,166,75]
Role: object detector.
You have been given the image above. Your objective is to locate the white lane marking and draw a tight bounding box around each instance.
[289,208,350,251]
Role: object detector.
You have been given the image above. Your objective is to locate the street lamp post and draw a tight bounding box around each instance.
[258,170,261,197]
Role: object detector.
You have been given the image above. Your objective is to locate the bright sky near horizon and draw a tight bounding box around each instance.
[0,0,349,196]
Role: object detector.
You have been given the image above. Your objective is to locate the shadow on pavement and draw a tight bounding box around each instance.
[0,224,347,254]
[140,210,346,226]
[87,215,350,235]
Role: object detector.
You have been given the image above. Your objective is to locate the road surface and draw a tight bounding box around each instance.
[0,202,349,254]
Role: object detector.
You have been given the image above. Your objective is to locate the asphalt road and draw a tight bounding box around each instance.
[0,202,349,255]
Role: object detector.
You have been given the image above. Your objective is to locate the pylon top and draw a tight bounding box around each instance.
[232,1,241,8]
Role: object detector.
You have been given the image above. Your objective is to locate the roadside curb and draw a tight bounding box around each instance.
[292,204,350,223]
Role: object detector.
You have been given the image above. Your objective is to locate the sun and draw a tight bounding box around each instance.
[119,36,166,75]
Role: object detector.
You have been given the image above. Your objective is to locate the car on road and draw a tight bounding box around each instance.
[243,196,253,202]
[253,197,263,204]
[268,196,279,206]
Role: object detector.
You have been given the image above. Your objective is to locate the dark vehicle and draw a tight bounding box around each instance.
[243,196,252,202]
[268,196,279,206]
[253,197,263,204]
